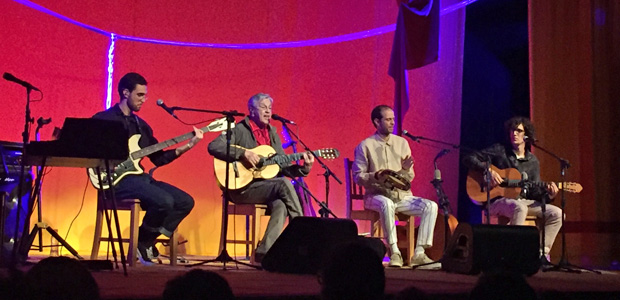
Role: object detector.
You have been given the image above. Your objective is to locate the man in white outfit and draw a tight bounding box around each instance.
[353,105,439,268]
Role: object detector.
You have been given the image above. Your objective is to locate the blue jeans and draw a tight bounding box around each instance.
[112,174,194,238]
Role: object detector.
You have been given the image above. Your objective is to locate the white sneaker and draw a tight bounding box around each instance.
[410,253,441,270]
[388,253,403,268]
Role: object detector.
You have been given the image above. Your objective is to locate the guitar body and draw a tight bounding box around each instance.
[467,166,524,203]
[214,145,282,190]
[214,145,340,190]
[87,134,144,189]
[467,165,583,204]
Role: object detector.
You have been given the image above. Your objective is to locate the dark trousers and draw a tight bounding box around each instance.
[113,174,194,239]
[228,177,303,255]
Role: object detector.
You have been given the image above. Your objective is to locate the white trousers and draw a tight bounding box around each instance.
[490,198,562,255]
[364,194,438,249]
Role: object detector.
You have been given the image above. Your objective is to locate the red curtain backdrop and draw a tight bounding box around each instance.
[0,0,465,256]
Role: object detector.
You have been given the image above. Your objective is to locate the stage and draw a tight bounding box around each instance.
[11,255,618,300]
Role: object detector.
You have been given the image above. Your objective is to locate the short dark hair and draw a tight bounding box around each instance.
[504,116,535,145]
[370,105,392,128]
[117,72,147,100]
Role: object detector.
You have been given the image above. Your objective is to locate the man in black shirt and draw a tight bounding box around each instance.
[93,72,203,265]
[463,117,561,260]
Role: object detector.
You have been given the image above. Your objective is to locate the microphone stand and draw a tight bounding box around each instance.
[431,150,454,251]
[9,85,35,267]
[280,126,316,217]
[163,107,256,270]
[531,142,600,274]
[406,134,497,224]
[280,122,340,218]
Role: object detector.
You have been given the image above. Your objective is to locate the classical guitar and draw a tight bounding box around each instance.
[466,165,582,203]
[214,145,340,190]
[88,118,230,189]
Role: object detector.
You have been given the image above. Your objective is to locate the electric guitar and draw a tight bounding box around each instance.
[88,118,230,189]
[214,145,340,189]
[466,165,582,203]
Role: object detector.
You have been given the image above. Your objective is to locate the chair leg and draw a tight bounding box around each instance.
[90,208,104,260]
[253,206,266,255]
[128,203,140,267]
[406,217,416,265]
[169,229,178,266]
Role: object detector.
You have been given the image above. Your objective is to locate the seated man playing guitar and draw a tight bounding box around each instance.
[207,93,314,264]
[92,72,203,265]
[463,117,561,261]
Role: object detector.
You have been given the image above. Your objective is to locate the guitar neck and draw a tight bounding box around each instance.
[130,123,214,160]
[264,150,320,166]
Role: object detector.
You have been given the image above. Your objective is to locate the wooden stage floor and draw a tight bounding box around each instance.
[67,256,620,299]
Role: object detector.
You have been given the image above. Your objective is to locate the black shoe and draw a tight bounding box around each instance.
[137,242,155,266]
[150,244,160,259]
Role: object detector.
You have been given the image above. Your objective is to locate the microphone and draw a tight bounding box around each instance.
[3,73,40,91]
[272,114,296,125]
[434,168,441,181]
[37,117,52,127]
[524,136,538,143]
[434,149,450,162]
[401,130,421,142]
[156,99,178,119]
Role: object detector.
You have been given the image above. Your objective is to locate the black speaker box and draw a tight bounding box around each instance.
[261,217,359,274]
[442,223,541,276]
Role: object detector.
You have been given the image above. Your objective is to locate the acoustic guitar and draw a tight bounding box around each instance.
[466,165,582,203]
[88,117,230,189]
[214,145,339,189]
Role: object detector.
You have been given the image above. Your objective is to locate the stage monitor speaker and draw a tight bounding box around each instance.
[442,223,541,276]
[261,217,359,274]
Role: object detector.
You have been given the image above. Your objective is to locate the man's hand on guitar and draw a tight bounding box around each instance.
[302,151,315,172]
[189,126,204,147]
[489,168,504,187]
[241,150,261,168]
[547,182,559,199]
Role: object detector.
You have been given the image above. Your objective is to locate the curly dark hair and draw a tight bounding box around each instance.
[504,116,535,145]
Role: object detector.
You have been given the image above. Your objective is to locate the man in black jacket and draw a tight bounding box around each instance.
[463,117,561,261]
[208,93,314,263]
[93,72,203,265]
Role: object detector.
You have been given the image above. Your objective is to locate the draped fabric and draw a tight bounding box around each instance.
[389,0,440,131]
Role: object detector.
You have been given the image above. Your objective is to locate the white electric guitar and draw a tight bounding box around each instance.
[88,117,230,189]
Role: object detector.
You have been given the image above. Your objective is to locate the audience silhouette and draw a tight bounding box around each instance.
[163,269,235,300]
[319,240,386,300]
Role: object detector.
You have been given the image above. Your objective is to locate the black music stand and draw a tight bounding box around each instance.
[21,118,128,274]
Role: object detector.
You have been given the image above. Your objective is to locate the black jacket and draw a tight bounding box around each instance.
[462,143,550,202]
[92,104,178,167]
[207,117,308,179]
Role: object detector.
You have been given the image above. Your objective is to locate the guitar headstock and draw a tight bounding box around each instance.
[316,148,340,160]
[206,117,235,133]
[562,182,583,193]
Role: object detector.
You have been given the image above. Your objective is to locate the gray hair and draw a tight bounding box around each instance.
[247,93,273,111]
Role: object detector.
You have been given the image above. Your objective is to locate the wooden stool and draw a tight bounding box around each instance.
[225,202,268,259]
[90,196,178,266]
